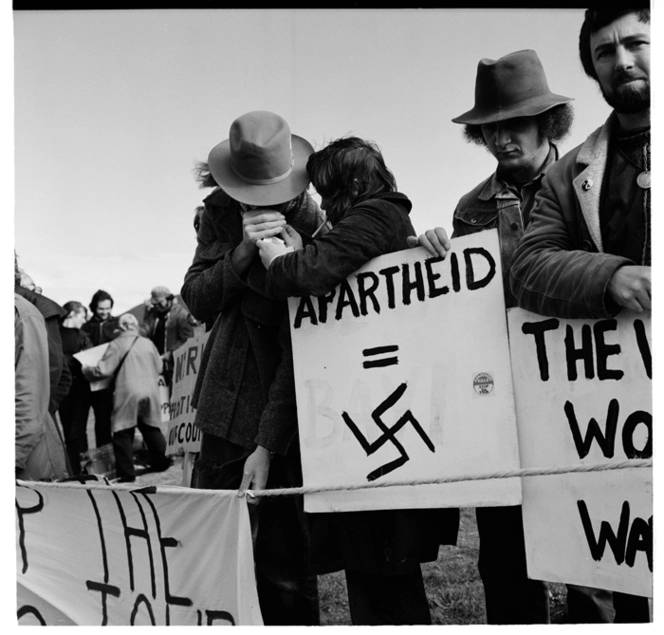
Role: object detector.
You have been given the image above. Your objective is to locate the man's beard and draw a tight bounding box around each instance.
[601,74,650,115]
[496,156,532,183]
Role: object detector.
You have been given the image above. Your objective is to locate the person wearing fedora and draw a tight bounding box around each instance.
[257,136,460,625]
[181,111,326,625]
[409,49,574,624]
[510,6,651,624]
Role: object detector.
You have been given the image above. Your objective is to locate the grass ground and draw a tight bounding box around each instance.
[135,456,569,626]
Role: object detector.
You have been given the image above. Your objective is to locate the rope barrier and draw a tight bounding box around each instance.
[17,458,652,499]
[250,458,652,498]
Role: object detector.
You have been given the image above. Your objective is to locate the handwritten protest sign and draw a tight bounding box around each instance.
[289,230,522,512]
[166,332,209,455]
[74,343,110,391]
[16,480,262,625]
[158,375,170,424]
[508,308,652,597]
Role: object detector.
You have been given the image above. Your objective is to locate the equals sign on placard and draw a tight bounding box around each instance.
[362,345,399,369]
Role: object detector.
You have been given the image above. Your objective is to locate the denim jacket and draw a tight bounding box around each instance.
[452,145,558,308]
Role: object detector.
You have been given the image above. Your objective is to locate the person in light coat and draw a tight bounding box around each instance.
[15,293,69,481]
[84,313,170,482]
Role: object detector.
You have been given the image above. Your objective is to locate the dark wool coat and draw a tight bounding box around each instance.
[15,285,72,414]
[181,188,326,456]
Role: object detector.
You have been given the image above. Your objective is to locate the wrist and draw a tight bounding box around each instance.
[255,445,274,459]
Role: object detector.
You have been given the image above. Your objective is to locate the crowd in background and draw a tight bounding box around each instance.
[14,264,200,483]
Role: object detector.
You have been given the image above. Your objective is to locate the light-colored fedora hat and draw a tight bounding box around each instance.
[452,49,573,125]
[208,111,314,206]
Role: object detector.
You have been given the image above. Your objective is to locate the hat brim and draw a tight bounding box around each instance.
[208,134,314,206]
[452,93,573,126]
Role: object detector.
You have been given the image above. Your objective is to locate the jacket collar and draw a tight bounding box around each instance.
[479,143,559,201]
[571,113,616,252]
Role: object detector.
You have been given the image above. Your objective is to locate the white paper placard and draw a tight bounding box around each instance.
[289,230,522,512]
[508,308,652,597]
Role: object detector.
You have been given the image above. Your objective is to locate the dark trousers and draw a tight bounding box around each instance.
[476,505,550,624]
[113,422,168,481]
[192,433,319,626]
[566,584,650,623]
[90,387,114,447]
[345,567,431,625]
[58,380,91,475]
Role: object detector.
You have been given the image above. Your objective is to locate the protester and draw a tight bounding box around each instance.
[83,313,171,483]
[510,6,651,623]
[257,136,459,626]
[139,286,196,387]
[181,111,325,625]
[15,292,69,481]
[407,49,574,624]
[81,289,119,449]
[15,260,72,417]
[58,301,94,475]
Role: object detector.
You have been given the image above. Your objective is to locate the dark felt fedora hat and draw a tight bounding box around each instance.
[208,110,314,206]
[452,50,573,125]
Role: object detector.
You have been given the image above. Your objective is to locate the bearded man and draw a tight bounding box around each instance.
[510,5,651,623]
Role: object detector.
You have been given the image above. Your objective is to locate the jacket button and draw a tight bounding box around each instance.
[471,218,477,224]
[510,222,519,231]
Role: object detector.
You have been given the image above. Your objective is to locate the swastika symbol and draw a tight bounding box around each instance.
[342,382,435,481]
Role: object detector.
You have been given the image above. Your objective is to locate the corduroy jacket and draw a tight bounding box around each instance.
[510,114,635,319]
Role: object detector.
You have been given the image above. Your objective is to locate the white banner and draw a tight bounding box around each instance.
[16,480,262,625]
[289,230,522,512]
[508,308,652,597]
[166,332,209,455]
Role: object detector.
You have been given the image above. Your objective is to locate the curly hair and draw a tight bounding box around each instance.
[579,5,650,81]
[462,104,574,148]
[89,289,114,313]
[306,136,396,225]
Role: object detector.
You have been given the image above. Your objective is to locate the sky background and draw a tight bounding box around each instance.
[10,7,620,315]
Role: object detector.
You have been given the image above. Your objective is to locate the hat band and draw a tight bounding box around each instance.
[231,154,295,186]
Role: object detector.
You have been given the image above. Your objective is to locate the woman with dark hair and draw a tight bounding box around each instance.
[58,301,93,474]
[257,136,459,626]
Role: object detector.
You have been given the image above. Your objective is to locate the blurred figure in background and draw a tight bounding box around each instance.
[140,286,196,388]
[15,291,69,481]
[81,289,119,449]
[58,301,94,475]
[83,313,171,483]
[15,258,72,417]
